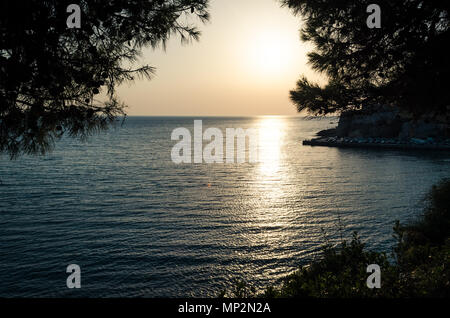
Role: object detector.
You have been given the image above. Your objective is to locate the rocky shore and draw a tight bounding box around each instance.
[303,105,450,151]
[303,136,450,151]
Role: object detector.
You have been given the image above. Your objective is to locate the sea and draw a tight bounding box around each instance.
[0,116,448,297]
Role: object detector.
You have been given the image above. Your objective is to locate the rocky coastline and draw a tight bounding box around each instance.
[303,136,450,150]
[303,105,450,151]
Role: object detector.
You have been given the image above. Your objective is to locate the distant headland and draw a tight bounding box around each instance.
[304,104,450,151]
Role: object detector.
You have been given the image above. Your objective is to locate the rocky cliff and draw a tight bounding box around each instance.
[335,104,450,140]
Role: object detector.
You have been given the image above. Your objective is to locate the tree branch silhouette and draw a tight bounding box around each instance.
[0,0,210,158]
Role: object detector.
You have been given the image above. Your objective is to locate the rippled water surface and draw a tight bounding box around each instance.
[0,116,449,297]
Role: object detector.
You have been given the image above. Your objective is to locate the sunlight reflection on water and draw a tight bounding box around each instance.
[258,117,284,177]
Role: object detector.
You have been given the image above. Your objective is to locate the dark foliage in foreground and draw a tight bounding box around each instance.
[281,0,450,117]
[223,179,450,298]
[1,0,209,158]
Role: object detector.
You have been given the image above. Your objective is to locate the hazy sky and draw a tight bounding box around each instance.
[117,0,325,116]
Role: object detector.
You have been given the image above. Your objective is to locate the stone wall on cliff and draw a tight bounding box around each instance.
[336,105,450,139]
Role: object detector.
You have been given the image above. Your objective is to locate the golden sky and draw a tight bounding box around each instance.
[117,0,325,116]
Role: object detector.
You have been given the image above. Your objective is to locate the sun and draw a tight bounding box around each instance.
[247,30,295,75]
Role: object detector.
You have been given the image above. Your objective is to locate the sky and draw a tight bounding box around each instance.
[117,0,326,116]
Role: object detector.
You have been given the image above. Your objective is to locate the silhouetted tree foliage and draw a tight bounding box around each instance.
[0,0,209,158]
[282,0,450,116]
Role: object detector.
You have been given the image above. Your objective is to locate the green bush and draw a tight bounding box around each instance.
[269,232,397,298]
